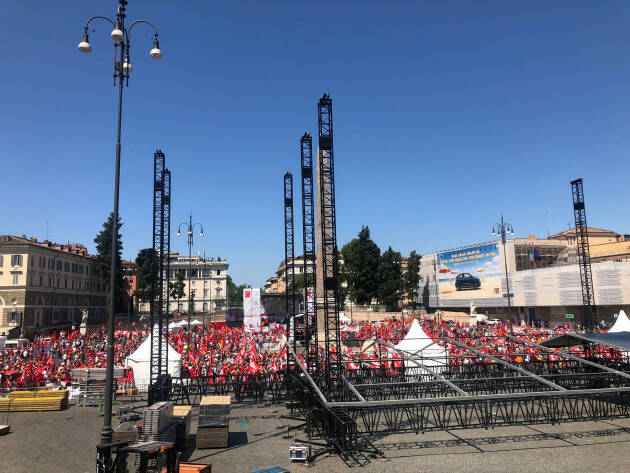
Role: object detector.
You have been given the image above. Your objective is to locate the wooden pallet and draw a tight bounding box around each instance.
[0,390,69,412]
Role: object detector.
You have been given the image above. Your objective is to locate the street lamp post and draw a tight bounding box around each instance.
[492,214,515,320]
[432,258,440,314]
[177,215,204,360]
[77,0,162,456]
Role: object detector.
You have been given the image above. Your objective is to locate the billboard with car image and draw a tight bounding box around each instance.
[437,243,503,301]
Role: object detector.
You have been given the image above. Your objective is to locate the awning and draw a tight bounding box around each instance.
[541,331,630,352]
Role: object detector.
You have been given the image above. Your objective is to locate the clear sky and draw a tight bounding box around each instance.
[2,1,630,287]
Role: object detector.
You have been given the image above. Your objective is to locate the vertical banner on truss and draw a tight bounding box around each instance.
[243,288,262,332]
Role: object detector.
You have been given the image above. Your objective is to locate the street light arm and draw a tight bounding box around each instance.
[127,19,159,37]
[84,16,116,29]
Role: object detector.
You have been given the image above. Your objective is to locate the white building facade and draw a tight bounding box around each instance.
[138,253,228,314]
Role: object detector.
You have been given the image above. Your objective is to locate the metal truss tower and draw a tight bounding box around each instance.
[571,178,597,329]
[284,172,297,354]
[150,150,171,392]
[300,132,318,376]
[317,93,342,399]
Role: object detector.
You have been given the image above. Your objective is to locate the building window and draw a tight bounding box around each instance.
[72,280,75,289]
[39,275,43,286]
[11,255,24,267]
[0,255,3,267]
[29,274,34,285]
[79,265,84,274]
[203,289,208,297]
[65,279,68,288]
[48,276,52,287]
[203,302,208,312]
[216,270,221,276]
[12,272,21,285]
[72,263,78,273]
[78,281,82,290]
[57,278,60,288]
[515,246,564,271]
[64,262,70,272]
[39,256,46,268]
[191,280,196,286]
[57,260,63,271]
[48,258,55,269]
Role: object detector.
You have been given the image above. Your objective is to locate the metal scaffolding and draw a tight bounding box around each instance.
[317,93,342,400]
[150,150,171,399]
[571,178,597,328]
[300,131,318,377]
[284,172,297,356]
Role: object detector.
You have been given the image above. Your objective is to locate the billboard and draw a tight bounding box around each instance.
[243,288,262,332]
[437,243,503,301]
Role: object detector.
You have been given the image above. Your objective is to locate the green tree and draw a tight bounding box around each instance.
[134,248,158,310]
[170,271,186,312]
[94,212,125,313]
[227,275,249,306]
[288,273,309,292]
[403,251,421,311]
[340,226,381,305]
[377,246,402,311]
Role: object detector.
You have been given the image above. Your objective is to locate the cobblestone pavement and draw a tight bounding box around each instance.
[3,403,630,473]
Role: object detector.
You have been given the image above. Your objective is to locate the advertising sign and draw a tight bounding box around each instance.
[437,243,502,301]
[243,288,262,332]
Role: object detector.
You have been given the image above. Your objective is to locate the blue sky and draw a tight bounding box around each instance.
[2,1,630,287]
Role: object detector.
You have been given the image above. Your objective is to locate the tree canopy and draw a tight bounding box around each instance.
[134,248,158,306]
[94,212,124,313]
[170,271,186,311]
[377,246,402,311]
[403,250,421,310]
[227,275,249,307]
[340,226,381,305]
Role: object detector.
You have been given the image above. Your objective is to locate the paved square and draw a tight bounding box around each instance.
[3,402,630,473]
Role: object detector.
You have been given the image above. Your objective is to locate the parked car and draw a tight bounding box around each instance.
[486,318,502,325]
[455,273,481,290]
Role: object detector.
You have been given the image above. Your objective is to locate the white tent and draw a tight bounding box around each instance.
[126,326,181,390]
[394,319,447,369]
[609,310,630,333]
[339,312,351,324]
[167,322,179,330]
[177,320,188,326]
[190,319,203,326]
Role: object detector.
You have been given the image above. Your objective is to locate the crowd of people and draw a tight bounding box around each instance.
[0,324,146,390]
[0,315,620,391]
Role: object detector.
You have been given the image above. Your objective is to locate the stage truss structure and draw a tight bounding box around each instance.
[317,93,343,400]
[284,172,297,360]
[571,178,597,328]
[150,149,171,399]
[301,131,318,377]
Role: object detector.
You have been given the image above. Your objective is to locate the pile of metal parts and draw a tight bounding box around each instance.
[73,368,124,407]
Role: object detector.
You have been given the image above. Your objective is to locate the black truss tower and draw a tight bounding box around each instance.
[300,132,318,376]
[150,150,171,393]
[317,93,342,399]
[571,178,597,328]
[284,172,297,354]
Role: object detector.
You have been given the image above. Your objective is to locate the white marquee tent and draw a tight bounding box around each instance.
[609,310,630,333]
[126,326,181,389]
[394,319,447,369]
